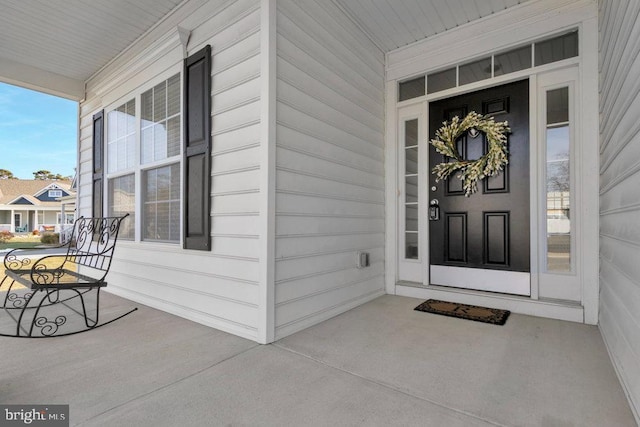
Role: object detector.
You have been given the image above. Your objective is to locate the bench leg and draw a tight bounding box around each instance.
[1,275,34,310]
[1,284,137,337]
[21,288,100,337]
[2,276,90,311]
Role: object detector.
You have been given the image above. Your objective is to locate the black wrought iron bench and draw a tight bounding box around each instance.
[0,215,137,338]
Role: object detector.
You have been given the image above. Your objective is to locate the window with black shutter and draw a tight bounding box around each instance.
[183,45,212,251]
[92,110,104,218]
[100,48,210,248]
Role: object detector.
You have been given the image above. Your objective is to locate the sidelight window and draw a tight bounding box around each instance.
[545,87,571,272]
[404,118,419,259]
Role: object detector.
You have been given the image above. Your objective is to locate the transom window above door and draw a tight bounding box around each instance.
[398,30,578,101]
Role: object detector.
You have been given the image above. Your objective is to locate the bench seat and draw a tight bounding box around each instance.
[5,268,108,290]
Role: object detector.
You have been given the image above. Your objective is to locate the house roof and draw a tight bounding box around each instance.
[0,179,73,207]
[9,195,39,205]
[0,0,528,101]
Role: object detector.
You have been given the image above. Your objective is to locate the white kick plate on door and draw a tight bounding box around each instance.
[430,265,530,296]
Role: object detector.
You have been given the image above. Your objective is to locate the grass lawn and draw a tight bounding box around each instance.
[0,234,45,250]
[1,235,64,291]
[0,242,42,250]
[0,256,74,291]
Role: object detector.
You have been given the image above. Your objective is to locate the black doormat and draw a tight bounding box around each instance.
[414,299,510,325]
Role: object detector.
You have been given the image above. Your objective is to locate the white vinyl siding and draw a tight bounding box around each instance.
[599,0,640,422]
[600,2,640,422]
[79,0,262,341]
[274,0,386,339]
[79,98,102,215]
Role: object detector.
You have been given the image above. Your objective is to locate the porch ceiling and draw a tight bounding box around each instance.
[0,0,185,100]
[0,0,531,101]
[333,0,531,53]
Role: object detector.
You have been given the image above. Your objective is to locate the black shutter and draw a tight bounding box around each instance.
[183,45,212,250]
[92,110,104,218]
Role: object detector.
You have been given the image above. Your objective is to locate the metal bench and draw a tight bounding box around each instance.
[0,215,136,337]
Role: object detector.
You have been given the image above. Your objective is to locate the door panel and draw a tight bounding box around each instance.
[484,212,509,266]
[429,80,530,294]
[445,213,466,263]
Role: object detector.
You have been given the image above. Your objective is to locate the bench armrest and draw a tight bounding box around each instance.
[26,255,69,286]
[3,246,67,272]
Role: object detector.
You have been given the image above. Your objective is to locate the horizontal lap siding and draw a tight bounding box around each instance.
[78,99,102,215]
[79,0,261,341]
[599,0,640,421]
[274,0,385,339]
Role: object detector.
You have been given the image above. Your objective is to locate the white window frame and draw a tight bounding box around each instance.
[395,66,582,298]
[48,189,63,198]
[397,104,424,283]
[56,212,75,225]
[536,66,581,301]
[104,64,183,245]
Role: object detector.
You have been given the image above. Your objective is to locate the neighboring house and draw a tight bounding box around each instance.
[0,180,75,233]
[1,0,638,422]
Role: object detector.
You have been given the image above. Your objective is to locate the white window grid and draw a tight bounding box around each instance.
[104,70,183,244]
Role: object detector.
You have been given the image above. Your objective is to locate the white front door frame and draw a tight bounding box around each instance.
[384,0,599,324]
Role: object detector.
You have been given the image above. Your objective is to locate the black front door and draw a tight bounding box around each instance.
[428,80,530,295]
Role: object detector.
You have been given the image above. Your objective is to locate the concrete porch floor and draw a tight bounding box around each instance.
[0,293,636,426]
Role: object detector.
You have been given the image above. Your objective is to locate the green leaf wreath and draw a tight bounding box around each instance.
[429,111,510,196]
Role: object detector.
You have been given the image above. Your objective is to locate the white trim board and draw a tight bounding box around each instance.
[258,0,277,344]
[0,56,85,101]
[386,0,597,82]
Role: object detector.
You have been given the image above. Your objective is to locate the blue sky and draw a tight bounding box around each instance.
[0,82,78,179]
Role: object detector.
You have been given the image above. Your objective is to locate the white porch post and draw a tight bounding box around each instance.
[10,208,14,232]
[60,203,66,233]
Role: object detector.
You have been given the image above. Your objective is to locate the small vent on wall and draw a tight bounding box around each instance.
[357,251,370,268]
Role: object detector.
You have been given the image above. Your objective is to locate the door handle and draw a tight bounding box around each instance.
[429,199,440,221]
